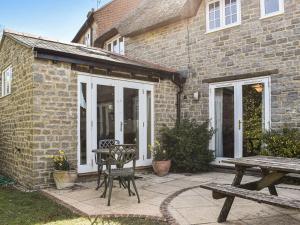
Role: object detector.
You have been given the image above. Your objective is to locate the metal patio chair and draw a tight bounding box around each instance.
[94,139,120,190]
[101,144,140,206]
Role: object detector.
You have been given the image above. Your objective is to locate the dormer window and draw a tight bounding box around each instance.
[105,36,124,55]
[260,0,284,18]
[84,29,92,47]
[206,0,241,33]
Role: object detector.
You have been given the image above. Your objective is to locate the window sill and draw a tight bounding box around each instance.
[205,22,241,34]
[0,94,11,99]
[260,11,284,20]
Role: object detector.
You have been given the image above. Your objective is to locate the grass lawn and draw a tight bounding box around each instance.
[0,187,166,225]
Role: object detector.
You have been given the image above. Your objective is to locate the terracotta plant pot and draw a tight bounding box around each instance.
[152,160,171,177]
[53,170,77,190]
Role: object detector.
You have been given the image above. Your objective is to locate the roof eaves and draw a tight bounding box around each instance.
[72,13,94,43]
[94,28,119,47]
[33,47,180,79]
[3,31,33,49]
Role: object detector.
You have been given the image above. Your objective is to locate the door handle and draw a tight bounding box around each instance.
[238,120,242,130]
[120,122,123,132]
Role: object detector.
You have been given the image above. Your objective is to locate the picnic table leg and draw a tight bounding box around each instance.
[218,166,245,223]
[261,169,278,196]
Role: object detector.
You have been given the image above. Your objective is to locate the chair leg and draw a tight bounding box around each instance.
[127,178,131,196]
[131,177,140,203]
[107,177,113,206]
[96,164,103,190]
[119,177,122,188]
[101,176,108,198]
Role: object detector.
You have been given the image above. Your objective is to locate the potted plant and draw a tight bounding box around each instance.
[49,150,77,189]
[149,140,171,177]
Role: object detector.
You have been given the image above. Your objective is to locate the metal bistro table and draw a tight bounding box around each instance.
[201,156,300,223]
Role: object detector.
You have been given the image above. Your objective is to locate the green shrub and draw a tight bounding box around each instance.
[160,120,214,173]
[261,128,300,158]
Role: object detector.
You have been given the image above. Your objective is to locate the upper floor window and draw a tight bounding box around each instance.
[84,29,92,47]
[105,36,124,55]
[1,66,12,97]
[260,0,284,18]
[206,0,241,33]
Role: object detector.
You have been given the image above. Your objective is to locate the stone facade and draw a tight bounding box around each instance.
[31,60,78,188]
[0,37,35,188]
[125,0,300,129]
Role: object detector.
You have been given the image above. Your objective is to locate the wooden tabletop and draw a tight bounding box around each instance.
[223,156,300,174]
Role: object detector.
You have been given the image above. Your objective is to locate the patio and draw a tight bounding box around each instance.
[42,172,300,225]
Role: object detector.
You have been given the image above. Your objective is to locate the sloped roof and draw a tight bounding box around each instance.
[3,30,179,77]
[118,0,201,37]
[73,0,141,44]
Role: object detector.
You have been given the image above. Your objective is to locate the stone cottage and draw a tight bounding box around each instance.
[0,0,299,188]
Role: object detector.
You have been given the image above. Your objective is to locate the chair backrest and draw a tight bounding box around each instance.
[107,144,137,170]
[95,139,120,164]
[99,139,120,149]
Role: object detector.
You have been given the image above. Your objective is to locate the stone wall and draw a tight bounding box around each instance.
[31,60,78,188]
[153,80,178,135]
[0,37,35,188]
[125,0,300,129]
[0,37,78,188]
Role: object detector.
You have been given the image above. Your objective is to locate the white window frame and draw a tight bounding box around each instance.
[84,29,92,47]
[206,0,241,33]
[260,0,284,19]
[1,65,12,97]
[104,35,125,55]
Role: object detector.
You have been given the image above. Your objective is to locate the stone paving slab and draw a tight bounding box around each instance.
[42,172,300,224]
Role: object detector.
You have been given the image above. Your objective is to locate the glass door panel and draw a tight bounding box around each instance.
[80,83,87,165]
[123,88,139,158]
[242,83,264,157]
[78,76,154,173]
[146,91,152,159]
[214,86,235,158]
[210,77,270,163]
[96,85,115,147]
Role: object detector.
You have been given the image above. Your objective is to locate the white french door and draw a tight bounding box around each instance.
[78,75,154,173]
[209,77,271,163]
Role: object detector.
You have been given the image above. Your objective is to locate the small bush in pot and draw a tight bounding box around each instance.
[160,120,214,173]
[49,150,77,189]
[149,140,171,176]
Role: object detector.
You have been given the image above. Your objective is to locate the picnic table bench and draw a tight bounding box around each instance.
[200,156,300,223]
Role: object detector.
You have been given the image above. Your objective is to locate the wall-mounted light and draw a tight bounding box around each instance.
[252,84,264,93]
[193,91,199,101]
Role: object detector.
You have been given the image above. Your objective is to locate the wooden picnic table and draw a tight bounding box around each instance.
[201,156,300,223]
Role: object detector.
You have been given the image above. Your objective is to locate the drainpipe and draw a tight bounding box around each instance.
[171,74,186,124]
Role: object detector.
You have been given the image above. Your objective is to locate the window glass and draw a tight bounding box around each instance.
[119,37,124,55]
[105,36,125,55]
[113,40,119,53]
[207,0,240,32]
[2,66,12,96]
[107,43,112,52]
[265,0,280,14]
[84,30,91,47]
[80,83,87,165]
[209,1,221,30]
[225,0,237,25]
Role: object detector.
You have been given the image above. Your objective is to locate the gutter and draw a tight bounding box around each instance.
[33,47,180,80]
